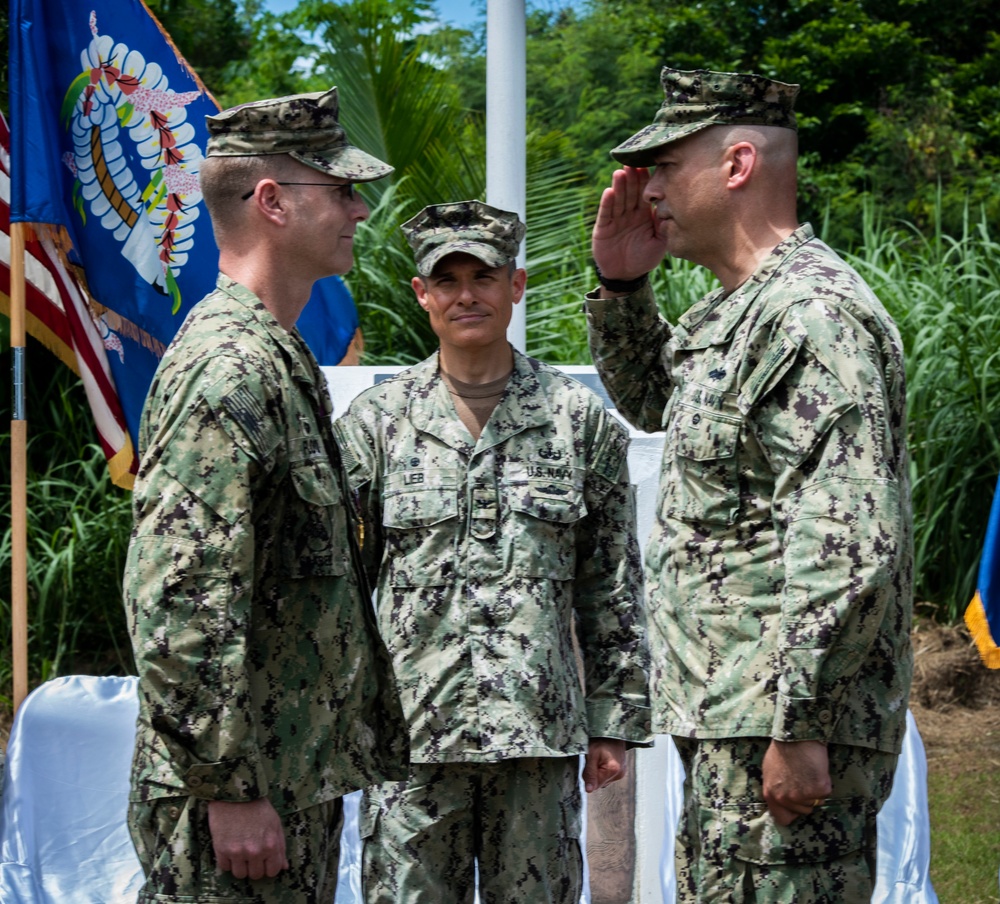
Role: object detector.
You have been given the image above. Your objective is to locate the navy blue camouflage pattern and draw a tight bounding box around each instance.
[124,275,408,817]
[586,224,913,755]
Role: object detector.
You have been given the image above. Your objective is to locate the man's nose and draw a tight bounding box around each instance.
[642,177,662,204]
[352,195,370,221]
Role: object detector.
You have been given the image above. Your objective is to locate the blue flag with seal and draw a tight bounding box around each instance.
[9,0,362,486]
[966,475,1000,668]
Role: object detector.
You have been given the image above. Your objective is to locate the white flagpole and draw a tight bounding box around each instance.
[486,0,527,353]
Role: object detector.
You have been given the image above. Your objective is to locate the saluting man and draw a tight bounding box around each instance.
[585,67,913,902]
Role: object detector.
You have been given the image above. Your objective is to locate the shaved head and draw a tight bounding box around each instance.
[708,124,798,184]
[199,154,305,244]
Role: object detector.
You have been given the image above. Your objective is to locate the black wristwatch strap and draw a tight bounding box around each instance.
[594,265,649,293]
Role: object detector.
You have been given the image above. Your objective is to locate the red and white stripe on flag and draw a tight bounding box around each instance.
[0,112,137,489]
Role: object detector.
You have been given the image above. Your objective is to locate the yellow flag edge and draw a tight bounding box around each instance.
[107,437,136,491]
[0,290,81,375]
[964,591,1000,669]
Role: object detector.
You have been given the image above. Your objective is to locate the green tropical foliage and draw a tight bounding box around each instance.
[289,0,484,207]
[848,203,1000,618]
[144,0,252,91]
[0,359,134,703]
[3,0,1000,698]
[455,0,1000,248]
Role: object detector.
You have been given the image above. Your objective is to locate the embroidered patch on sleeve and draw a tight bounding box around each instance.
[591,417,629,482]
[221,382,279,455]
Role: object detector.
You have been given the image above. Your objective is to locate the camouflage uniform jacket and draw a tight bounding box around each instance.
[585,224,913,754]
[124,275,408,815]
[334,350,652,763]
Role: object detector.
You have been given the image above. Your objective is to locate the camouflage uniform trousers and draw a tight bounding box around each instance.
[127,795,342,904]
[360,756,583,904]
[672,737,898,904]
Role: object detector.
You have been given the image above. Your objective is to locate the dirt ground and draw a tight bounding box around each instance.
[909,617,1000,767]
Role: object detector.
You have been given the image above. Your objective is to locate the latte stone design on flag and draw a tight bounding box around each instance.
[64,10,205,314]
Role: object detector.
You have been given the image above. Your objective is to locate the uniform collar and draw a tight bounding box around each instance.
[674,223,815,349]
[405,347,551,455]
[215,274,331,417]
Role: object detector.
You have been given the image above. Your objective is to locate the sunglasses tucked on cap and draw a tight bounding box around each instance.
[205,86,393,183]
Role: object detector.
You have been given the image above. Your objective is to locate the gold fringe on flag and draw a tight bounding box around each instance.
[107,437,137,490]
[0,290,81,374]
[90,300,167,357]
[36,223,169,358]
[964,591,1000,669]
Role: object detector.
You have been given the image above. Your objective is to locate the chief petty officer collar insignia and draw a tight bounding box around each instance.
[538,441,563,461]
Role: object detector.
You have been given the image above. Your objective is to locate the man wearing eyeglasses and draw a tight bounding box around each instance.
[123,88,408,904]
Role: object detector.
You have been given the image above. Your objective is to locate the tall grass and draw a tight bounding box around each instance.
[2,197,998,703]
[0,357,134,703]
[846,202,1000,620]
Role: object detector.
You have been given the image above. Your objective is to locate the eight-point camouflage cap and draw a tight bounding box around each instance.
[205,87,393,183]
[610,67,800,167]
[402,200,526,277]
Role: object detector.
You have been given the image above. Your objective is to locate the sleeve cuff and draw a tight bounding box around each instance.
[183,756,268,802]
[771,693,838,742]
[583,280,659,321]
[587,700,655,747]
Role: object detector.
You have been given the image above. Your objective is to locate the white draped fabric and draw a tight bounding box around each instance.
[0,676,939,903]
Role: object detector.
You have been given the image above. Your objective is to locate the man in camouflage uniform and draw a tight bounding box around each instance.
[123,88,407,904]
[334,200,652,903]
[584,68,913,902]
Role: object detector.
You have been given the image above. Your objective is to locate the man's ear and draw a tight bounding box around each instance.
[511,267,527,305]
[726,142,757,189]
[251,180,288,226]
[411,275,430,312]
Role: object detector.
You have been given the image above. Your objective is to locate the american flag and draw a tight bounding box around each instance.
[1,111,137,488]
